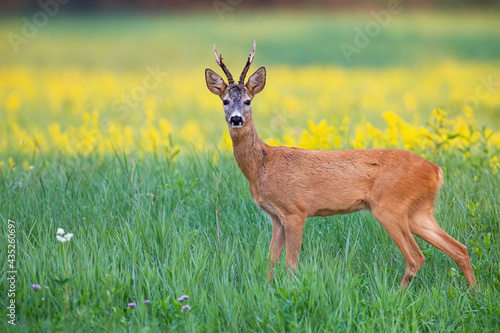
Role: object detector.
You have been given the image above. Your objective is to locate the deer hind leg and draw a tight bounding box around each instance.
[282,213,306,275]
[409,205,477,290]
[371,209,426,288]
[267,215,286,281]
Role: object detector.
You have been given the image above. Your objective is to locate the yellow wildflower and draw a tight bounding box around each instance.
[489,156,499,174]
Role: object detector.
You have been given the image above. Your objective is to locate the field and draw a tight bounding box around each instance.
[1,10,500,332]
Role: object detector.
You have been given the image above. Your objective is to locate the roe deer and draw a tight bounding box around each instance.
[205,41,476,290]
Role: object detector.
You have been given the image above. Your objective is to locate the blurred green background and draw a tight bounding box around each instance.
[1,0,499,146]
[1,7,499,142]
[2,10,500,70]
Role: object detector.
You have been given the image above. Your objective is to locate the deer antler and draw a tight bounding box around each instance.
[239,41,256,85]
[214,44,234,85]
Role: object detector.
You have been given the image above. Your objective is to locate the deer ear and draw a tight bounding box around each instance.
[246,67,266,96]
[205,69,227,96]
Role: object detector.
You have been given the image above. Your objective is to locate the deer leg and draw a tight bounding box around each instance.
[409,209,477,290]
[267,215,286,281]
[282,214,306,275]
[371,209,426,288]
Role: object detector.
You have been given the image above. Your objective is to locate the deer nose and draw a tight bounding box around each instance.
[229,115,244,127]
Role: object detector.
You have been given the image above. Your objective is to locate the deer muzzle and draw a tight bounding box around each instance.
[229,115,244,128]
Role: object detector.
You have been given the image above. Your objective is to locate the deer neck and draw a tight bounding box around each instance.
[229,116,266,183]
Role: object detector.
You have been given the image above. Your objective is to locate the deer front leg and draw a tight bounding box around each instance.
[267,215,285,281]
[283,214,306,275]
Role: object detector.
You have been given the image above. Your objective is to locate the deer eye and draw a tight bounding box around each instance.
[223,100,229,105]
[244,100,251,105]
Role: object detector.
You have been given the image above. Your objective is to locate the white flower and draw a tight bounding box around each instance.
[29,166,34,170]
[56,229,73,243]
[56,235,67,243]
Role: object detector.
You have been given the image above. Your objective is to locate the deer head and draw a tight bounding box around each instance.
[205,41,266,129]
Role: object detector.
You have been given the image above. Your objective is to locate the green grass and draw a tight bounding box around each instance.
[0,148,499,331]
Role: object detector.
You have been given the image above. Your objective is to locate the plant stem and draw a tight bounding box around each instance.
[62,243,68,315]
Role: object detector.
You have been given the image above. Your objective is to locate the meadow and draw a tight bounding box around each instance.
[1,10,500,332]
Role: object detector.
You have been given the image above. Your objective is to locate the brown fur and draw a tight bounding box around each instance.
[205,52,477,291]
